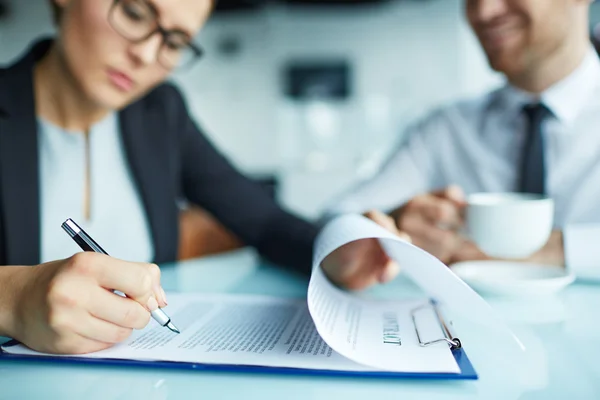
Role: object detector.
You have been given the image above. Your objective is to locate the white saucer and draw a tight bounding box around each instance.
[450,260,575,297]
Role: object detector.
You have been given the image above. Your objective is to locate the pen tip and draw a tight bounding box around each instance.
[167,322,180,334]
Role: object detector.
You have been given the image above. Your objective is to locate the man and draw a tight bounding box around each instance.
[329,0,600,281]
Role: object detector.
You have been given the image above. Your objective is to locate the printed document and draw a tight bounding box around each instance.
[3,214,515,374]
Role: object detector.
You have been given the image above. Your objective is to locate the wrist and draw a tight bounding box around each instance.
[0,266,34,338]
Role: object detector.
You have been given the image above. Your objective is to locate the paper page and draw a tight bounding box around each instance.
[4,293,459,372]
[307,267,460,373]
[3,291,458,373]
[2,213,514,374]
[307,214,523,373]
[2,294,376,372]
[307,222,458,372]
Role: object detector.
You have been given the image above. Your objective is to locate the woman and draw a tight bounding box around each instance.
[0,0,402,355]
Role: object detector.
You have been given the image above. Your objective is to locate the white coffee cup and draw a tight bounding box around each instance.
[465,193,554,259]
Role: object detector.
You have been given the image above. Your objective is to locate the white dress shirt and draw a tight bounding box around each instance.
[330,47,600,281]
[38,112,154,264]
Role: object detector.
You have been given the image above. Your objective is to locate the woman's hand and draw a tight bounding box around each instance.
[321,210,410,290]
[11,252,167,354]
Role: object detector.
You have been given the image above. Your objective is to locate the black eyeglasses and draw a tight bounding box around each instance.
[108,0,204,70]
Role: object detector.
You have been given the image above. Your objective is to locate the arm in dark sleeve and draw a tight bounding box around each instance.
[167,85,319,275]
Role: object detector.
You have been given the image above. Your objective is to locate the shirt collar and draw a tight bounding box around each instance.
[497,46,600,125]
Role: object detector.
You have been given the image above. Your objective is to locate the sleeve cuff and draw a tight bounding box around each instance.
[564,224,600,281]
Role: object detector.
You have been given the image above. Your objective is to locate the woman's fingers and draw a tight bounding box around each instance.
[87,286,151,330]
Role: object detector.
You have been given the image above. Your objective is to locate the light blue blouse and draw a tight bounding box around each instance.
[38,112,154,264]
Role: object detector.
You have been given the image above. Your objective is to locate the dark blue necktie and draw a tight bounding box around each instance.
[519,103,551,195]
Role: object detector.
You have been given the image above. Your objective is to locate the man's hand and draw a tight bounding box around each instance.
[391,185,466,263]
[11,252,167,354]
[450,231,565,267]
[321,210,410,290]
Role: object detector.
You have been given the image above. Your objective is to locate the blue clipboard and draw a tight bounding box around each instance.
[0,297,478,381]
[0,342,477,380]
[0,299,478,380]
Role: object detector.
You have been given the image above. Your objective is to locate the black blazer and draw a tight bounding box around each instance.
[0,39,318,274]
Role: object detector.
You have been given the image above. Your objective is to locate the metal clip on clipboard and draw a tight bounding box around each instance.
[411,299,462,350]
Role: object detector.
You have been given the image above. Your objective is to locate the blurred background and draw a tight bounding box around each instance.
[2,0,600,221]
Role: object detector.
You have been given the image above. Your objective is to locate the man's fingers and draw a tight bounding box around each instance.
[414,196,463,227]
[402,213,461,261]
[443,185,466,205]
[420,224,459,249]
[365,210,412,242]
[365,210,399,232]
[432,185,466,204]
[87,286,151,330]
[423,225,461,259]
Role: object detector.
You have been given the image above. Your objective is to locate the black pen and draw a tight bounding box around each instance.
[61,218,180,334]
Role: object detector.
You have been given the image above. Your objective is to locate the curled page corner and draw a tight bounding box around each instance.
[310,214,525,354]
